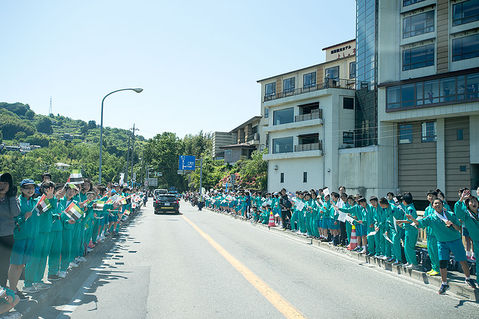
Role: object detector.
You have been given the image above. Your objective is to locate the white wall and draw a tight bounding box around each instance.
[338,146,380,198]
[268,157,324,193]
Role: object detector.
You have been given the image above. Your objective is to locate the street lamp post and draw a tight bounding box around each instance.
[99,88,143,184]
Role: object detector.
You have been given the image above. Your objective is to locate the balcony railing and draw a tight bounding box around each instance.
[294,141,322,152]
[264,78,355,102]
[295,109,322,122]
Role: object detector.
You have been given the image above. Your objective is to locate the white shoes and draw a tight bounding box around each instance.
[87,248,93,253]
[33,282,50,290]
[69,262,79,268]
[78,256,87,263]
[22,286,38,293]
[58,271,67,278]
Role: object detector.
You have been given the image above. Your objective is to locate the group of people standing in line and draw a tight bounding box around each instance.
[202,185,479,295]
[0,172,145,319]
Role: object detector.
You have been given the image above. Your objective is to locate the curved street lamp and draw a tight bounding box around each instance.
[99,88,143,184]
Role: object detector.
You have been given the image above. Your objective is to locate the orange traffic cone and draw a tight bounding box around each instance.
[268,211,276,227]
[347,225,358,250]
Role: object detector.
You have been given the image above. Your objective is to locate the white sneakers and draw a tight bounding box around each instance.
[33,282,50,290]
[57,271,67,278]
[22,286,37,293]
[69,262,79,268]
[78,256,87,263]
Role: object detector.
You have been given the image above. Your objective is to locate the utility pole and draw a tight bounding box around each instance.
[125,131,131,183]
[130,123,139,187]
[199,158,203,198]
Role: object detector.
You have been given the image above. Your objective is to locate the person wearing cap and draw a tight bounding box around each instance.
[0,173,20,288]
[8,179,38,295]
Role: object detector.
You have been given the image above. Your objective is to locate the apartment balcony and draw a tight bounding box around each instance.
[263,142,323,161]
[294,141,322,152]
[295,109,322,122]
[263,78,355,103]
[265,111,323,133]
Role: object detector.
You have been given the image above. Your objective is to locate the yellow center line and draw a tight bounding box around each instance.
[182,215,306,319]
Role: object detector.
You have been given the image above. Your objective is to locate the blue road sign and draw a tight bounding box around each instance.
[179,155,196,170]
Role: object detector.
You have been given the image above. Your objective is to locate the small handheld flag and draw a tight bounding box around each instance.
[37,194,52,215]
[65,202,83,221]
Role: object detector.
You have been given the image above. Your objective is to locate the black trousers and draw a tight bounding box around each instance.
[0,235,14,287]
[339,221,347,245]
[281,209,291,229]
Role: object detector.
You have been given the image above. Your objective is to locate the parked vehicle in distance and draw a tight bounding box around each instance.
[154,194,179,214]
[153,189,168,198]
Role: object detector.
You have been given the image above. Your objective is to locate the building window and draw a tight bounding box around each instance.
[403,0,425,6]
[265,82,276,99]
[343,131,354,145]
[264,108,269,118]
[460,165,467,172]
[283,77,295,94]
[343,97,354,110]
[349,62,356,79]
[421,121,437,142]
[453,0,479,26]
[273,107,294,126]
[303,72,316,89]
[386,72,479,110]
[452,34,479,62]
[457,129,464,140]
[403,11,435,38]
[399,124,413,144]
[280,173,284,183]
[325,66,339,81]
[272,136,293,154]
[303,172,307,183]
[402,44,435,70]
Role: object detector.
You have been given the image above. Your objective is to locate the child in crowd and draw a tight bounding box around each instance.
[404,199,476,294]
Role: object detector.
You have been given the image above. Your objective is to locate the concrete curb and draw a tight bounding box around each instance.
[205,207,479,302]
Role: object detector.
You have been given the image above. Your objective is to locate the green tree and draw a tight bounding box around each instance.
[25,109,35,120]
[87,120,97,129]
[36,117,53,134]
[143,132,186,191]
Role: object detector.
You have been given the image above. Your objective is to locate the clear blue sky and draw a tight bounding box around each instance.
[0,0,356,138]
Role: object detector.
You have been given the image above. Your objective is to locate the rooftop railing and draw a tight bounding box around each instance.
[264,78,355,102]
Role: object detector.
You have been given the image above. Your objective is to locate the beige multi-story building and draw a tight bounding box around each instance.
[376,0,479,201]
[221,116,262,165]
[258,40,358,192]
[212,132,235,160]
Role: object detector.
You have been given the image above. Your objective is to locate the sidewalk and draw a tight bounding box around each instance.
[5,211,141,319]
[205,207,479,302]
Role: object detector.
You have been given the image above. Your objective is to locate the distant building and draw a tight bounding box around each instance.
[258,40,357,192]
[55,162,71,171]
[221,116,262,164]
[212,132,235,160]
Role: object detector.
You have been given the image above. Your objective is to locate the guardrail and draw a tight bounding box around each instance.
[295,109,322,122]
[294,142,322,152]
[264,78,355,102]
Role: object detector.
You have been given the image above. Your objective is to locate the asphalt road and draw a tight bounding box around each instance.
[30,200,479,319]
